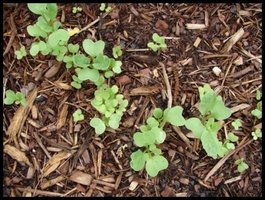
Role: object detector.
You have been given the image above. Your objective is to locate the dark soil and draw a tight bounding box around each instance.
[3,3,262,197]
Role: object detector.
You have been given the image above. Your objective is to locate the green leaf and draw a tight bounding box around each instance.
[225,142,235,150]
[185,117,205,139]
[252,128,262,140]
[163,106,185,126]
[231,119,241,130]
[29,42,40,56]
[77,68,100,82]
[227,132,238,142]
[53,21,61,31]
[148,144,162,155]
[73,54,90,68]
[112,46,122,58]
[83,39,105,57]
[48,29,70,48]
[251,109,262,119]
[146,117,159,127]
[73,108,84,122]
[211,96,232,120]
[152,127,166,144]
[111,85,119,94]
[152,108,163,120]
[147,42,159,52]
[152,33,164,44]
[99,3,106,11]
[133,131,156,147]
[94,75,105,87]
[201,130,223,159]
[256,90,262,101]
[27,24,48,38]
[198,90,216,115]
[93,55,110,70]
[112,61,122,74]
[237,163,249,173]
[205,118,221,133]
[36,16,53,33]
[105,71,114,78]
[27,3,48,15]
[71,81,81,89]
[108,113,122,129]
[4,90,17,105]
[130,150,146,171]
[68,43,79,54]
[90,117,106,135]
[145,155,168,177]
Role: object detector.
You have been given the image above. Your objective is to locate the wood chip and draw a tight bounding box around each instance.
[129,85,161,96]
[224,175,242,184]
[70,170,93,186]
[193,37,201,48]
[53,81,72,90]
[179,178,189,185]
[230,103,250,113]
[233,56,243,66]
[43,151,71,177]
[129,181,138,191]
[161,186,175,197]
[44,62,62,78]
[155,19,169,31]
[26,166,35,179]
[175,192,188,197]
[56,104,69,129]
[221,28,244,53]
[40,175,65,189]
[116,75,132,85]
[4,144,32,167]
[186,23,207,29]
[31,105,38,119]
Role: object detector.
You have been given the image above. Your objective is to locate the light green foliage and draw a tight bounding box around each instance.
[15,46,27,60]
[83,39,105,58]
[147,33,167,52]
[130,106,185,177]
[90,117,106,135]
[72,6,82,14]
[185,84,234,159]
[252,128,262,140]
[251,90,262,119]
[112,46,122,59]
[90,84,128,135]
[99,3,111,12]
[73,109,84,123]
[231,119,241,130]
[4,90,27,107]
[235,158,249,173]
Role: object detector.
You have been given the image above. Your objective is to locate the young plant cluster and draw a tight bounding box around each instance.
[147,33,167,52]
[72,6,82,14]
[130,106,185,177]
[90,84,128,135]
[251,90,262,140]
[4,90,27,107]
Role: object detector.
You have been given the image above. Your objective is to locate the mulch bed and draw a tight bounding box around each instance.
[3,3,262,197]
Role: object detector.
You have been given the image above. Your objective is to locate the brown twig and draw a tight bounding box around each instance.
[4,14,17,56]
[160,62,172,108]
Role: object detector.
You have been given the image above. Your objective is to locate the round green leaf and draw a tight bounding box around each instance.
[92,55,110,70]
[130,150,146,171]
[211,96,232,120]
[30,43,40,56]
[83,39,105,57]
[152,127,166,144]
[77,68,100,82]
[108,113,122,129]
[4,90,16,105]
[146,117,159,127]
[71,81,81,89]
[145,155,168,177]
[27,3,48,15]
[201,130,223,159]
[90,117,106,135]
[48,29,70,48]
[163,106,185,126]
[112,61,122,74]
[152,108,163,120]
[73,54,90,68]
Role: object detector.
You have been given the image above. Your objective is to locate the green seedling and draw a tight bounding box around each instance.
[231,119,241,130]
[72,6,82,14]
[147,33,167,52]
[73,108,84,123]
[252,128,262,140]
[90,84,128,135]
[15,46,27,60]
[251,90,262,119]
[235,158,249,173]
[185,84,233,159]
[4,90,27,107]
[112,46,122,59]
[99,3,111,12]
[130,106,185,177]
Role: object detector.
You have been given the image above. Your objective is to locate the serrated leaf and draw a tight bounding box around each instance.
[90,117,106,135]
[83,39,105,57]
[145,155,168,177]
[211,96,232,120]
[77,68,100,82]
[201,130,223,159]
[185,117,205,139]
[163,106,185,126]
[108,113,122,129]
[130,150,146,171]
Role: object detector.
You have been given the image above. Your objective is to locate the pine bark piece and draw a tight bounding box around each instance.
[221,28,244,53]
[56,104,69,129]
[4,144,32,167]
[70,170,93,186]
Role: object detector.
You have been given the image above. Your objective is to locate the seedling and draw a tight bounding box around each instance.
[235,158,249,173]
[147,33,167,52]
[72,6,82,14]
[90,84,128,135]
[185,84,232,158]
[73,109,84,123]
[252,128,262,140]
[15,46,27,60]
[231,119,241,130]
[251,90,262,119]
[4,90,27,107]
[130,106,185,177]
[112,46,122,59]
[99,3,111,12]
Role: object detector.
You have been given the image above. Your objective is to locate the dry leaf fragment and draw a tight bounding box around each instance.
[4,144,32,166]
[70,170,93,186]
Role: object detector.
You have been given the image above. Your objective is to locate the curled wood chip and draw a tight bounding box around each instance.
[7,88,38,146]
[4,144,32,166]
[43,151,71,177]
[70,170,93,186]
[221,28,244,53]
